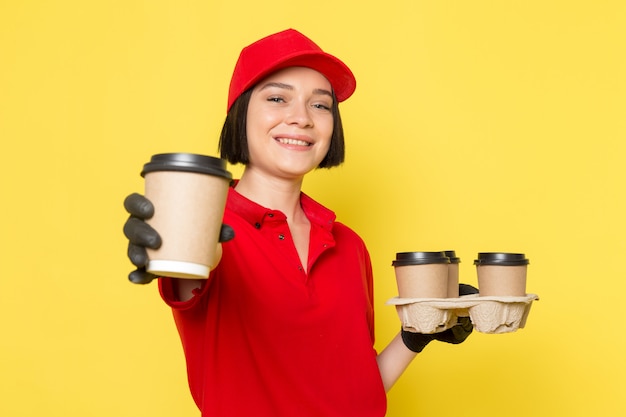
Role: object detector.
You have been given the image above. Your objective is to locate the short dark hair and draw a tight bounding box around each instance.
[218,89,346,168]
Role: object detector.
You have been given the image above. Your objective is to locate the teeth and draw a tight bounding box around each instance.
[277,138,310,146]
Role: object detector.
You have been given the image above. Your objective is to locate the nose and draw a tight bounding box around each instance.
[285,100,313,127]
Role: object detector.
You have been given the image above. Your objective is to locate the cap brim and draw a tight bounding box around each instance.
[240,51,356,103]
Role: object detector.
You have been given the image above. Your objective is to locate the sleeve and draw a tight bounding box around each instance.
[334,221,377,345]
[363,245,376,345]
[158,275,212,311]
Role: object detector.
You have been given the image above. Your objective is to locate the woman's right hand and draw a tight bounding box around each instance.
[123,193,162,284]
[122,193,235,285]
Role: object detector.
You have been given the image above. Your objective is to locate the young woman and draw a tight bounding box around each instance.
[123,29,474,417]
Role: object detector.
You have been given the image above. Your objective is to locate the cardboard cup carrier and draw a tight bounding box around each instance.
[141,153,232,279]
[389,251,538,334]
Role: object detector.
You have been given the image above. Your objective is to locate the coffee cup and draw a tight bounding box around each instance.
[392,251,450,299]
[443,250,461,298]
[474,252,529,296]
[141,153,232,279]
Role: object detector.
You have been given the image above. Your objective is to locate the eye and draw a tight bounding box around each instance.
[312,103,332,111]
[267,96,285,103]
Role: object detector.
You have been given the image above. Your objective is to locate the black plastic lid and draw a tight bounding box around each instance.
[473,252,529,266]
[392,251,450,267]
[141,153,232,180]
[443,250,461,264]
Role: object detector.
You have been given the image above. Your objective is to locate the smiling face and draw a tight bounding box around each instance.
[244,66,335,180]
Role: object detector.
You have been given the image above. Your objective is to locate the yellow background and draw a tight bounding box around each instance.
[1,1,624,416]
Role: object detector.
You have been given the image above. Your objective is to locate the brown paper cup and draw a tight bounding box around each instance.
[474,253,529,297]
[447,263,460,297]
[141,153,232,279]
[393,252,449,299]
[443,250,460,298]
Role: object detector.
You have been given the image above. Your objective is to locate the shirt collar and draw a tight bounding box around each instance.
[226,183,336,231]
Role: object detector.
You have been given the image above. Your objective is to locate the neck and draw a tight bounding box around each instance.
[235,168,306,222]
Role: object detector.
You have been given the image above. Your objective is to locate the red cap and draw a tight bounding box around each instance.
[227,29,356,112]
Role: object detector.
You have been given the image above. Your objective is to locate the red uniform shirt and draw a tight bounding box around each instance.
[159,186,387,416]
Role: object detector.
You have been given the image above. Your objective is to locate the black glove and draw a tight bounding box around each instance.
[122,193,235,284]
[401,283,479,353]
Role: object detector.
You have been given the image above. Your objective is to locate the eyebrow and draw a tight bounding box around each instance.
[259,82,333,98]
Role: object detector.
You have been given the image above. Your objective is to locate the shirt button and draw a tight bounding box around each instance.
[254,222,261,229]
[268,213,274,218]
[278,234,285,240]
